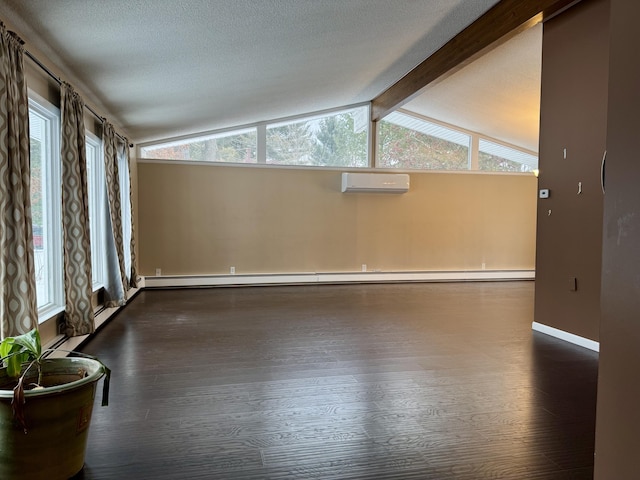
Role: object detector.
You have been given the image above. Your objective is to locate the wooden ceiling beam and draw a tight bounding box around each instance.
[371,0,581,122]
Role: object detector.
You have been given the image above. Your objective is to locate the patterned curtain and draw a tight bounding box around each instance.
[60,82,94,336]
[118,140,138,288]
[0,25,38,338]
[103,122,126,307]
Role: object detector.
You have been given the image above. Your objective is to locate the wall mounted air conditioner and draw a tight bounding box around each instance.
[341,172,410,193]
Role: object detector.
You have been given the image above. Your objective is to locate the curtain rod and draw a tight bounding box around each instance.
[23,48,132,147]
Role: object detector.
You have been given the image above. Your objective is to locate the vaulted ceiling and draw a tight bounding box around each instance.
[1,0,540,151]
[406,23,541,152]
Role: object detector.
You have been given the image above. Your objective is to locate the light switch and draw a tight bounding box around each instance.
[539,189,550,199]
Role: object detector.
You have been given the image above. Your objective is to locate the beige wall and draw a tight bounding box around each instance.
[138,162,537,276]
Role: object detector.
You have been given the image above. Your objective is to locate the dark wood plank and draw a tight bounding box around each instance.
[371,0,580,122]
[74,282,597,479]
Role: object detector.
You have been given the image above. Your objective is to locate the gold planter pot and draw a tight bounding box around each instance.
[0,357,106,480]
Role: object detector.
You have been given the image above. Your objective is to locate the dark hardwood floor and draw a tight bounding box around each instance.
[74,282,598,479]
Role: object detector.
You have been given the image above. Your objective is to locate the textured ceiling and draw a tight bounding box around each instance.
[0,0,542,151]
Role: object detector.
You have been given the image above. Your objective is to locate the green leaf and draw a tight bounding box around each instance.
[1,329,41,377]
[0,337,16,360]
[6,354,26,378]
[12,329,41,359]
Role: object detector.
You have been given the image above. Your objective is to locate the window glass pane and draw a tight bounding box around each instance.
[86,133,105,289]
[140,128,257,163]
[378,111,470,170]
[478,139,538,172]
[29,96,64,318]
[29,111,48,306]
[266,106,368,167]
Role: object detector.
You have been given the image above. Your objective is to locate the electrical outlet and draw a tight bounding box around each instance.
[230,266,235,274]
[362,264,367,272]
[155,268,161,276]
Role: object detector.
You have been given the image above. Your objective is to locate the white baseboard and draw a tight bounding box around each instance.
[532,321,600,352]
[144,270,535,288]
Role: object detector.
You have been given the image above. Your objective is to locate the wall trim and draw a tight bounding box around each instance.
[137,157,535,177]
[532,321,600,352]
[144,270,535,288]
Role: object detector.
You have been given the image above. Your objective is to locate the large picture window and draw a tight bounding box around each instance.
[139,105,537,174]
[29,94,64,319]
[139,105,370,168]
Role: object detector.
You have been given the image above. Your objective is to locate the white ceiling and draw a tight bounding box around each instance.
[1,0,540,151]
[405,24,542,152]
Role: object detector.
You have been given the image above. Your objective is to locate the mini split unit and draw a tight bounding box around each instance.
[341,172,410,193]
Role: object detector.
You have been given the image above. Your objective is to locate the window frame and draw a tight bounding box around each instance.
[265,105,370,168]
[86,131,106,291]
[376,110,472,171]
[138,103,537,174]
[28,91,65,321]
[140,126,258,163]
[478,137,538,172]
[376,109,538,173]
[138,102,372,168]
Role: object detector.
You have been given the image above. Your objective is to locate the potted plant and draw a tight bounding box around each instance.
[0,328,110,480]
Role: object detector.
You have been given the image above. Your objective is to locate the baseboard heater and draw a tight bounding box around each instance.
[341,172,409,193]
[144,270,535,288]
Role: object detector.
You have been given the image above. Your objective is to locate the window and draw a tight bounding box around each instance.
[478,138,537,172]
[86,132,106,290]
[266,106,368,167]
[378,111,471,170]
[29,94,64,319]
[140,127,257,163]
[139,105,370,168]
[140,104,538,174]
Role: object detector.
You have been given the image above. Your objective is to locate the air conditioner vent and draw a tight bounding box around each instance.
[341,173,409,193]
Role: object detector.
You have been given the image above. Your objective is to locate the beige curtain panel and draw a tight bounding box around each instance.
[60,82,94,336]
[0,24,38,338]
[119,140,138,289]
[103,122,127,307]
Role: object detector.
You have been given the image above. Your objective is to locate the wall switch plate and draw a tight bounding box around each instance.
[539,189,550,199]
